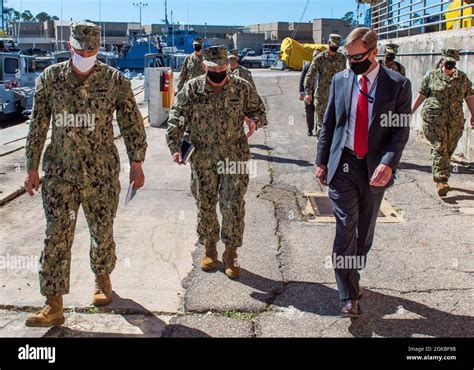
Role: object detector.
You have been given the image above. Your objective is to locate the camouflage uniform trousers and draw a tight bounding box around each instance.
[304,51,347,138]
[422,115,464,183]
[39,175,120,296]
[314,97,327,138]
[190,159,249,248]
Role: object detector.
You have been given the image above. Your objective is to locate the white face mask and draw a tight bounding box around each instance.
[72,50,97,73]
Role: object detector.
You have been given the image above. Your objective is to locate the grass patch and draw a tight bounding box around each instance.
[223,311,257,321]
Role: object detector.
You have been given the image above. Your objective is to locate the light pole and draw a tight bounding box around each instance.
[171,10,174,48]
[133,2,148,32]
[60,0,63,50]
[204,22,207,40]
[1,0,4,31]
[99,0,106,50]
[99,0,102,48]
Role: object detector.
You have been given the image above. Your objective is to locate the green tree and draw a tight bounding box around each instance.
[21,10,34,22]
[3,7,18,22]
[35,12,51,22]
[13,10,21,22]
[3,7,59,25]
[342,11,358,26]
[3,7,13,18]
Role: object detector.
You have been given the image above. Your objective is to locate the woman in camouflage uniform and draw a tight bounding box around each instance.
[412,48,474,196]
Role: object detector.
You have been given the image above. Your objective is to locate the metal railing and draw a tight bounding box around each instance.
[371,0,473,39]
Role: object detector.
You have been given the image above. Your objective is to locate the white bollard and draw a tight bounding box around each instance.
[146,67,171,127]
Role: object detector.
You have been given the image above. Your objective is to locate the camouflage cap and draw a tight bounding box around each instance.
[385,43,399,54]
[328,34,342,47]
[227,49,239,59]
[442,48,460,62]
[203,46,229,67]
[69,21,100,51]
[193,38,203,46]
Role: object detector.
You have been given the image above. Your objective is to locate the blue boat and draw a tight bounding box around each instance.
[166,29,203,54]
[117,27,210,72]
[117,35,161,71]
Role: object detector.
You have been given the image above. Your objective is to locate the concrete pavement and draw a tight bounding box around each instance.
[0,70,472,337]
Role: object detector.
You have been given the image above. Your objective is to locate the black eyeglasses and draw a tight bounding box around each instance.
[345,48,373,61]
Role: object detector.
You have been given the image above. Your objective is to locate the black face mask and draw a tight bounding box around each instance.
[385,53,396,61]
[444,61,456,70]
[350,58,372,75]
[194,45,202,52]
[329,46,339,53]
[207,70,227,84]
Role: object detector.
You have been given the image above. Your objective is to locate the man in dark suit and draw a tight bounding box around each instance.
[315,28,412,317]
[299,48,322,136]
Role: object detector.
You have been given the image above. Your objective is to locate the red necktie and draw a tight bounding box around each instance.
[354,75,369,158]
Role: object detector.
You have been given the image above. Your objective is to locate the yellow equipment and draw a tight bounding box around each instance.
[446,0,473,29]
[279,38,328,70]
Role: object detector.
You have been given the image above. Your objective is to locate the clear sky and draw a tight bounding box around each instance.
[5,0,366,25]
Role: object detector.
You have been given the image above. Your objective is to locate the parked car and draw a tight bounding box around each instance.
[241,48,255,57]
[20,48,49,57]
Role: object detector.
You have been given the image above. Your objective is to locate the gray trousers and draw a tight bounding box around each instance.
[328,150,385,301]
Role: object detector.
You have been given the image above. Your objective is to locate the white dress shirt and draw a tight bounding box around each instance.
[345,61,380,150]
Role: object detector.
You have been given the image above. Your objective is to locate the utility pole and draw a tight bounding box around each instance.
[164,0,169,25]
[356,1,361,26]
[133,2,148,32]
[1,0,4,31]
[99,0,106,50]
[171,10,174,48]
[99,0,102,47]
[60,0,64,50]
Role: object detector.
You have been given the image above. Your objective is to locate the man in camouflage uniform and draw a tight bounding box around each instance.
[412,48,474,196]
[300,48,324,136]
[24,21,147,327]
[177,38,206,92]
[227,49,256,89]
[304,34,346,138]
[166,46,267,279]
[379,43,406,76]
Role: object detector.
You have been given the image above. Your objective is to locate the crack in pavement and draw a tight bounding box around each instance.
[362,287,473,294]
[0,304,180,316]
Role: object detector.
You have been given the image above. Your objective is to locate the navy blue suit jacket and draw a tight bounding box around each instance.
[316,66,412,194]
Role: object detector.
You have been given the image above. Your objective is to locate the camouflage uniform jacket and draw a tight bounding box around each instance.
[25,60,147,183]
[166,75,267,163]
[419,68,473,123]
[304,51,347,101]
[228,65,256,88]
[380,60,406,76]
[177,53,205,91]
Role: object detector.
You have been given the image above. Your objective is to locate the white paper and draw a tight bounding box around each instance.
[125,181,137,206]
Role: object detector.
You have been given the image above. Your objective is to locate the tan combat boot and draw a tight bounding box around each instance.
[200,243,218,271]
[222,246,241,279]
[436,182,449,197]
[25,296,65,327]
[92,274,113,306]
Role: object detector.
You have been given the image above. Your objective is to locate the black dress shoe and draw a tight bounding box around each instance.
[307,131,313,136]
[341,299,361,318]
